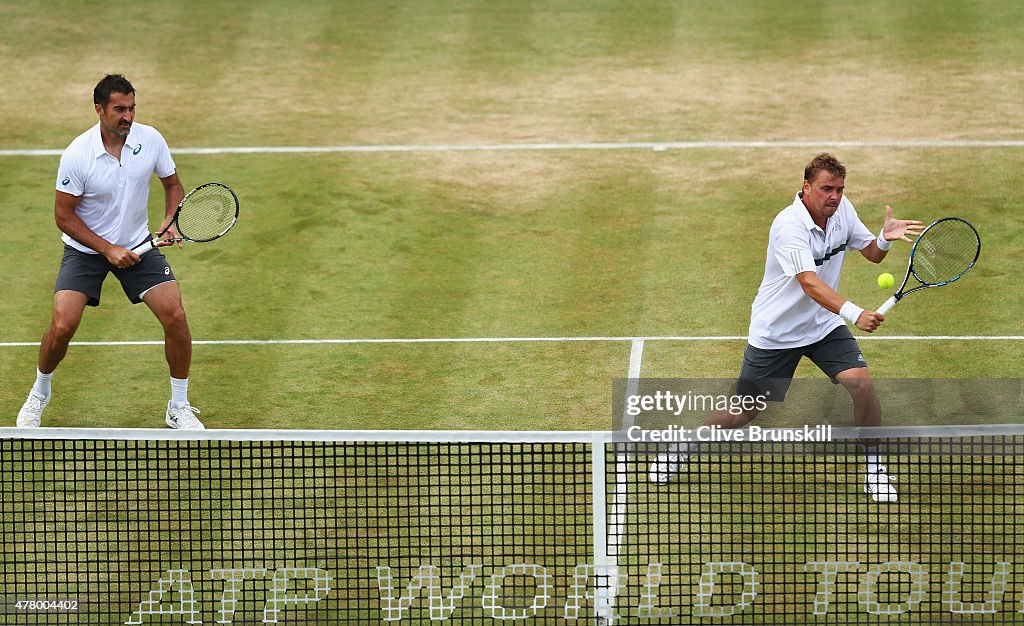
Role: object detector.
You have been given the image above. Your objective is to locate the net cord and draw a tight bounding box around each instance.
[3,424,1022,443]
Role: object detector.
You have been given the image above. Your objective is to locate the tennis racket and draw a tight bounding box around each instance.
[877,217,980,315]
[132,182,239,255]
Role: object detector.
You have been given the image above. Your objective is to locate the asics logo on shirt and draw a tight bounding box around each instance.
[61,177,70,186]
[132,144,143,155]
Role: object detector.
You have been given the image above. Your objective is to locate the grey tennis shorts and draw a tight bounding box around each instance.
[737,325,868,401]
[54,244,176,307]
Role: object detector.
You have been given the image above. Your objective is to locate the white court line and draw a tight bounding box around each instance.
[2,139,1024,158]
[623,339,645,424]
[0,335,1021,348]
[606,339,644,551]
[1,335,1022,348]
[595,337,644,618]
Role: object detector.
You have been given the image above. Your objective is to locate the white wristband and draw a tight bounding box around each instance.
[839,301,864,325]
[876,229,892,251]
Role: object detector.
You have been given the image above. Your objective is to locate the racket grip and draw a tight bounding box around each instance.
[877,295,898,315]
[133,240,155,255]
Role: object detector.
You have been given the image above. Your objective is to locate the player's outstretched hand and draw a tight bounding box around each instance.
[881,205,924,243]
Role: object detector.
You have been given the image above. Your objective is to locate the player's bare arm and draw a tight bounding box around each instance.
[55,190,141,268]
[860,205,925,263]
[795,271,884,332]
[155,173,186,248]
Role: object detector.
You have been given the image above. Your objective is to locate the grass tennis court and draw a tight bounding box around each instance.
[1,3,1023,623]
[1,1,1022,430]
[1,1,1023,430]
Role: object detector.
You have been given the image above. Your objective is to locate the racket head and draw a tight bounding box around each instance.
[908,217,981,287]
[174,182,239,243]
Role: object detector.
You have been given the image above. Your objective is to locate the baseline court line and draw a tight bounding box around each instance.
[3,139,1024,158]
[1,335,1022,348]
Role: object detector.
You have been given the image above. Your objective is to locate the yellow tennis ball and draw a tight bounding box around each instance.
[877,272,895,289]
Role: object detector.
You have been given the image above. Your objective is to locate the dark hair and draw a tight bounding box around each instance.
[803,153,846,184]
[93,74,135,106]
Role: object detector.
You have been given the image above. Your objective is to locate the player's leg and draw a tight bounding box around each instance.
[834,367,880,427]
[39,290,90,374]
[117,252,203,429]
[811,327,896,502]
[649,345,799,484]
[18,244,108,427]
[648,406,765,485]
[141,281,203,429]
[834,368,896,502]
[17,290,90,427]
[701,404,764,428]
[142,281,191,379]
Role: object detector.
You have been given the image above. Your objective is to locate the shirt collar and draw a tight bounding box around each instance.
[88,122,139,159]
[89,123,106,159]
[794,192,819,232]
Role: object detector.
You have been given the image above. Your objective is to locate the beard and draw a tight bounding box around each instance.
[104,118,131,137]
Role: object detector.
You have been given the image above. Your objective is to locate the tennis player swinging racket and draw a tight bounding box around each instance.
[876,217,981,315]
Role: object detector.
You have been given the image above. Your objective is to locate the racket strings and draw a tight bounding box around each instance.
[176,188,238,242]
[912,220,979,285]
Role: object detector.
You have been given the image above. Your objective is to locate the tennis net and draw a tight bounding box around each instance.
[1,427,1022,624]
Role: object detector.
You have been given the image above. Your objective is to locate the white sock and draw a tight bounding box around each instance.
[171,377,189,408]
[31,369,53,401]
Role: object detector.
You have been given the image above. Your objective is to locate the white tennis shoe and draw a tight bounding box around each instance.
[166,402,205,430]
[649,451,688,485]
[864,465,898,502]
[16,394,48,428]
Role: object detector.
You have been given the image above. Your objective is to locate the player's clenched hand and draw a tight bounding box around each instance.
[856,310,885,333]
[103,245,141,269]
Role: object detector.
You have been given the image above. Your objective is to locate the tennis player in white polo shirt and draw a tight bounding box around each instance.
[16,75,204,430]
[651,153,923,502]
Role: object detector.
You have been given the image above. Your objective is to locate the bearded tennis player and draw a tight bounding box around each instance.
[16,74,204,430]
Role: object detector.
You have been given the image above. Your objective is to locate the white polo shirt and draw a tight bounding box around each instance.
[55,122,176,254]
[747,192,875,349]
